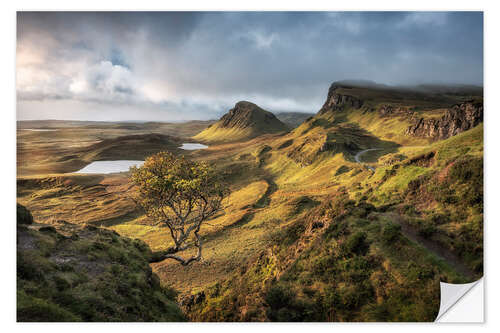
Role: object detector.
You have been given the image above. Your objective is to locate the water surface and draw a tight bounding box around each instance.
[180,143,208,150]
[21,129,58,132]
[75,160,144,174]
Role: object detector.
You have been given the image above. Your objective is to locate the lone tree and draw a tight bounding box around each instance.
[130,151,228,265]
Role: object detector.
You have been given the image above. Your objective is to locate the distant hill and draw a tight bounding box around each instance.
[17,120,215,139]
[194,101,289,142]
[79,134,183,161]
[275,112,313,128]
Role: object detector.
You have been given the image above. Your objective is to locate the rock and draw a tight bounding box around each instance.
[180,291,205,309]
[17,203,33,226]
[318,83,364,114]
[193,291,205,304]
[378,104,414,116]
[311,221,324,230]
[405,101,483,140]
[219,101,288,132]
[39,226,57,233]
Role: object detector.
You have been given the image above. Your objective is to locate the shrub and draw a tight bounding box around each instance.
[418,221,436,238]
[324,221,349,239]
[351,202,376,218]
[271,221,306,246]
[382,223,402,243]
[335,165,351,176]
[430,213,450,225]
[265,285,294,310]
[344,232,370,256]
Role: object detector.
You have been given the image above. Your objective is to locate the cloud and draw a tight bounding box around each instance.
[69,60,136,102]
[244,31,279,49]
[16,12,483,121]
[400,12,449,27]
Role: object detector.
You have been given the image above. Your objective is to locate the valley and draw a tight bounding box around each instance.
[17,81,483,322]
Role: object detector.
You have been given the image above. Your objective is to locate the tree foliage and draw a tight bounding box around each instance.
[130,151,228,265]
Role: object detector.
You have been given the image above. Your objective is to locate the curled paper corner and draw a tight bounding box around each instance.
[435,278,483,322]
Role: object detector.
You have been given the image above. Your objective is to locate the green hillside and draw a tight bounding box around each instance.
[17,205,185,322]
[16,81,483,322]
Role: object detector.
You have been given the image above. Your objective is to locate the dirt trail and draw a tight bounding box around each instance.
[354,148,382,170]
[381,212,475,280]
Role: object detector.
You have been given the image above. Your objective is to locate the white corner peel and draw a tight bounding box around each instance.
[435,278,483,322]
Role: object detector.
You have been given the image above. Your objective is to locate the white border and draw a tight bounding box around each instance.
[2,1,498,332]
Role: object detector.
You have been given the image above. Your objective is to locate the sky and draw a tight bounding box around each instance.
[16,11,483,121]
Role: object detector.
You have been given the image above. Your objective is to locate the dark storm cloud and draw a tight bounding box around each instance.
[16,11,483,121]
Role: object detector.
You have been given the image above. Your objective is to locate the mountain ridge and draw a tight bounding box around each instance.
[194,101,289,143]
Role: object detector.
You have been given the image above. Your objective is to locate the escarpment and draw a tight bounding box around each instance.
[318,83,364,114]
[405,101,483,140]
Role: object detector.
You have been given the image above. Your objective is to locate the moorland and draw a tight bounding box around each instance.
[17,81,483,322]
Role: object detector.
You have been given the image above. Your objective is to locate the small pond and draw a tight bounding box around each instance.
[21,129,58,132]
[75,160,144,174]
[180,143,208,150]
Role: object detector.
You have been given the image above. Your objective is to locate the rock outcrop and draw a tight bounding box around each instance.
[318,83,364,115]
[405,101,483,140]
[17,203,33,226]
[218,101,287,131]
[377,104,414,117]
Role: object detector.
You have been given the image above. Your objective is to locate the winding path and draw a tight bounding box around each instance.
[354,148,382,170]
[381,212,475,280]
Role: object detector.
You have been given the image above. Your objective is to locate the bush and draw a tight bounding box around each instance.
[324,220,349,240]
[335,165,351,176]
[270,221,306,246]
[430,213,450,225]
[351,202,376,218]
[448,157,483,185]
[382,223,402,243]
[418,222,436,238]
[265,284,317,321]
[265,285,294,310]
[344,232,370,256]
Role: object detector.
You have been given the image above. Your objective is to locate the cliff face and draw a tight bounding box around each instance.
[405,101,483,140]
[318,83,364,115]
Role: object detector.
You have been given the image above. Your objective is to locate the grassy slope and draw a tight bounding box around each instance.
[17,217,185,322]
[186,124,482,321]
[193,124,255,143]
[16,88,483,322]
[16,123,482,321]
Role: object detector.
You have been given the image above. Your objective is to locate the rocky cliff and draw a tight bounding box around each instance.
[318,83,364,115]
[405,101,483,140]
